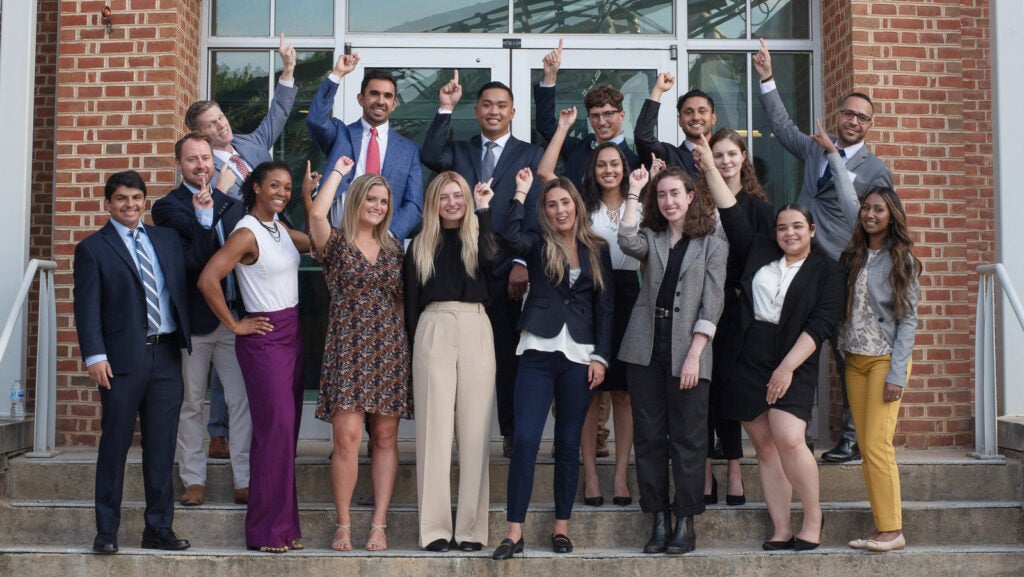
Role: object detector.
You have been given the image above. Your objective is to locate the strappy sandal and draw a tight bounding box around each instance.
[331,523,352,551]
[247,544,288,554]
[290,540,305,550]
[365,523,388,551]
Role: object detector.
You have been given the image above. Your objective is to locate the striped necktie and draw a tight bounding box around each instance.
[365,127,381,175]
[131,228,161,335]
[229,154,250,179]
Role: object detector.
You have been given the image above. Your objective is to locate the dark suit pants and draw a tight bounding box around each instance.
[628,318,709,517]
[486,275,522,438]
[506,350,593,522]
[95,340,184,536]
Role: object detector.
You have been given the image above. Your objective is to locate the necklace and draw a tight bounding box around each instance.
[257,218,281,242]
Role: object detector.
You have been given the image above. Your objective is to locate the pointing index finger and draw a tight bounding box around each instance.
[557,38,564,53]
[453,69,459,84]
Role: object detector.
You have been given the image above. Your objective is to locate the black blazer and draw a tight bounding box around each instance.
[421,112,544,277]
[633,98,699,179]
[716,204,846,386]
[151,183,245,335]
[498,199,614,362]
[73,221,191,373]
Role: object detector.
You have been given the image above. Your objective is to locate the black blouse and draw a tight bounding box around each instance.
[655,235,690,310]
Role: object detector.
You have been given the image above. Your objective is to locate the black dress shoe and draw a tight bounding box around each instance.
[93,533,118,555]
[491,537,524,560]
[794,513,825,551]
[141,527,191,551]
[822,438,860,463]
[612,495,632,506]
[762,537,795,551]
[459,541,483,551]
[643,510,670,554]
[666,515,695,555]
[584,496,604,507]
[551,533,573,553]
[424,538,450,552]
[726,494,746,506]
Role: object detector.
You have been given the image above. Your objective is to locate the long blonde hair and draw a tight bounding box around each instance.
[339,174,400,253]
[538,178,607,292]
[411,172,481,285]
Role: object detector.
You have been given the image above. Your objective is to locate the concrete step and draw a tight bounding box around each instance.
[8,452,1020,505]
[1,500,1019,550]
[2,545,1024,577]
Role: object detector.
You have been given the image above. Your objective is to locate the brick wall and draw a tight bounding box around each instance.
[53,0,201,446]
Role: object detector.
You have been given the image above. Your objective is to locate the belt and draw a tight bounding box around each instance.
[654,307,673,319]
[145,333,173,345]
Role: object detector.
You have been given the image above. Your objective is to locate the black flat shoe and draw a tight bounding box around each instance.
[643,511,670,554]
[762,538,795,551]
[612,495,632,506]
[491,537,524,560]
[551,533,573,553]
[665,515,695,555]
[726,494,746,506]
[703,475,718,505]
[92,533,118,555]
[459,541,483,551]
[794,513,825,551]
[424,538,450,552]
[584,496,604,507]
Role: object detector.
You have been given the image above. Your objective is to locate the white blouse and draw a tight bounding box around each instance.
[752,256,806,324]
[590,201,641,271]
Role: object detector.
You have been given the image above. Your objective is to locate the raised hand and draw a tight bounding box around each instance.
[649,153,666,179]
[473,178,494,210]
[279,34,297,78]
[543,38,563,84]
[302,160,321,199]
[514,167,534,195]
[192,173,213,211]
[557,106,577,130]
[753,38,773,81]
[651,72,675,101]
[439,69,463,111]
[693,133,715,172]
[628,165,650,192]
[332,155,356,176]
[810,118,837,153]
[216,162,237,194]
[333,53,360,78]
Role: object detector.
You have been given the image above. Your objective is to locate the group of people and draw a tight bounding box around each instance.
[73,37,918,558]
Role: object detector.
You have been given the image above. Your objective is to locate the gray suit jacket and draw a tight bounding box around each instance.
[759,87,892,260]
[210,82,298,200]
[617,223,727,378]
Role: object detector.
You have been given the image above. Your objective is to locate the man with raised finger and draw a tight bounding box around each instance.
[634,72,717,178]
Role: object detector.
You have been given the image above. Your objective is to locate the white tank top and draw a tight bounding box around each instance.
[231,214,300,313]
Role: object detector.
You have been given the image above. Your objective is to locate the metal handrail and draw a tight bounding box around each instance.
[0,259,59,457]
[973,263,1024,458]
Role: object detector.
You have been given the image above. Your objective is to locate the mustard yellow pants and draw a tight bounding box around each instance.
[845,352,909,531]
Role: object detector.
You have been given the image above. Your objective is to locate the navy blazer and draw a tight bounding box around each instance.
[74,221,191,373]
[716,204,846,387]
[633,98,699,179]
[421,111,544,277]
[498,199,614,362]
[151,183,245,335]
[210,82,297,200]
[306,77,423,240]
[533,83,640,189]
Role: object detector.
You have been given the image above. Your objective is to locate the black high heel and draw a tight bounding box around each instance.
[703,475,718,505]
[726,475,746,506]
[492,537,524,560]
[794,513,825,551]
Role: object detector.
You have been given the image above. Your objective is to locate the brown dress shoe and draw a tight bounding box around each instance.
[208,436,230,459]
[180,484,205,506]
[233,487,249,504]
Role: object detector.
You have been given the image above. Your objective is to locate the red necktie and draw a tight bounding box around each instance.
[365,127,381,175]
[229,154,250,179]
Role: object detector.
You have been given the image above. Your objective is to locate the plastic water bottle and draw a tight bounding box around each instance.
[9,379,25,420]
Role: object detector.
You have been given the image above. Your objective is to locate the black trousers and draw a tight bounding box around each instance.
[627,318,709,517]
[486,274,522,438]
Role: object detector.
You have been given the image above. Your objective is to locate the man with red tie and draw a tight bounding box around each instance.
[306,53,423,239]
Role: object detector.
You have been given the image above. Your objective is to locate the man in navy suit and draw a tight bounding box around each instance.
[421,73,544,456]
[74,170,192,554]
[151,132,251,508]
[534,39,640,189]
[185,34,298,202]
[634,72,717,178]
[306,54,423,238]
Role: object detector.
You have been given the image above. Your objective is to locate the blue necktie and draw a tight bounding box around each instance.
[481,141,497,182]
[817,148,847,190]
[131,228,161,335]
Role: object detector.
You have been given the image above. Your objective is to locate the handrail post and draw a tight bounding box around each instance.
[27,266,58,457]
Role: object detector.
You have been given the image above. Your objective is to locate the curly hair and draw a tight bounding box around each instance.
[240,160,292,213]
[641,166,717,238]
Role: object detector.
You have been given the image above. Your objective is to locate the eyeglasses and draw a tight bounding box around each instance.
[839,109,873,124]
[587,110,621,122]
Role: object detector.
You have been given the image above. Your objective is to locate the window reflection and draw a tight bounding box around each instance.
[750,52,811,205]
[276,0,334,37]
[212,0,270,37]
[688,53,747,133]
[688,0,809,40]
[514,0,672,34]
[349,0,508,33]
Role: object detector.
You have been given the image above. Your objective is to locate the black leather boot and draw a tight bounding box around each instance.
[643,511,670,554]
[666,515,696,555]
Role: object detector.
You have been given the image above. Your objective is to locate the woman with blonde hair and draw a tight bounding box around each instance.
[404,171,499,552]
[304,155,411,552]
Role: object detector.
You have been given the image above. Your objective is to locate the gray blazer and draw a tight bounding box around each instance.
[855,248,920,388]
[759,87,892,260]
[617,223,727,379]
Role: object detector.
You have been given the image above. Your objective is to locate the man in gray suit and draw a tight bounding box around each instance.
[185,34,298,201]
[754,39,894,462]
